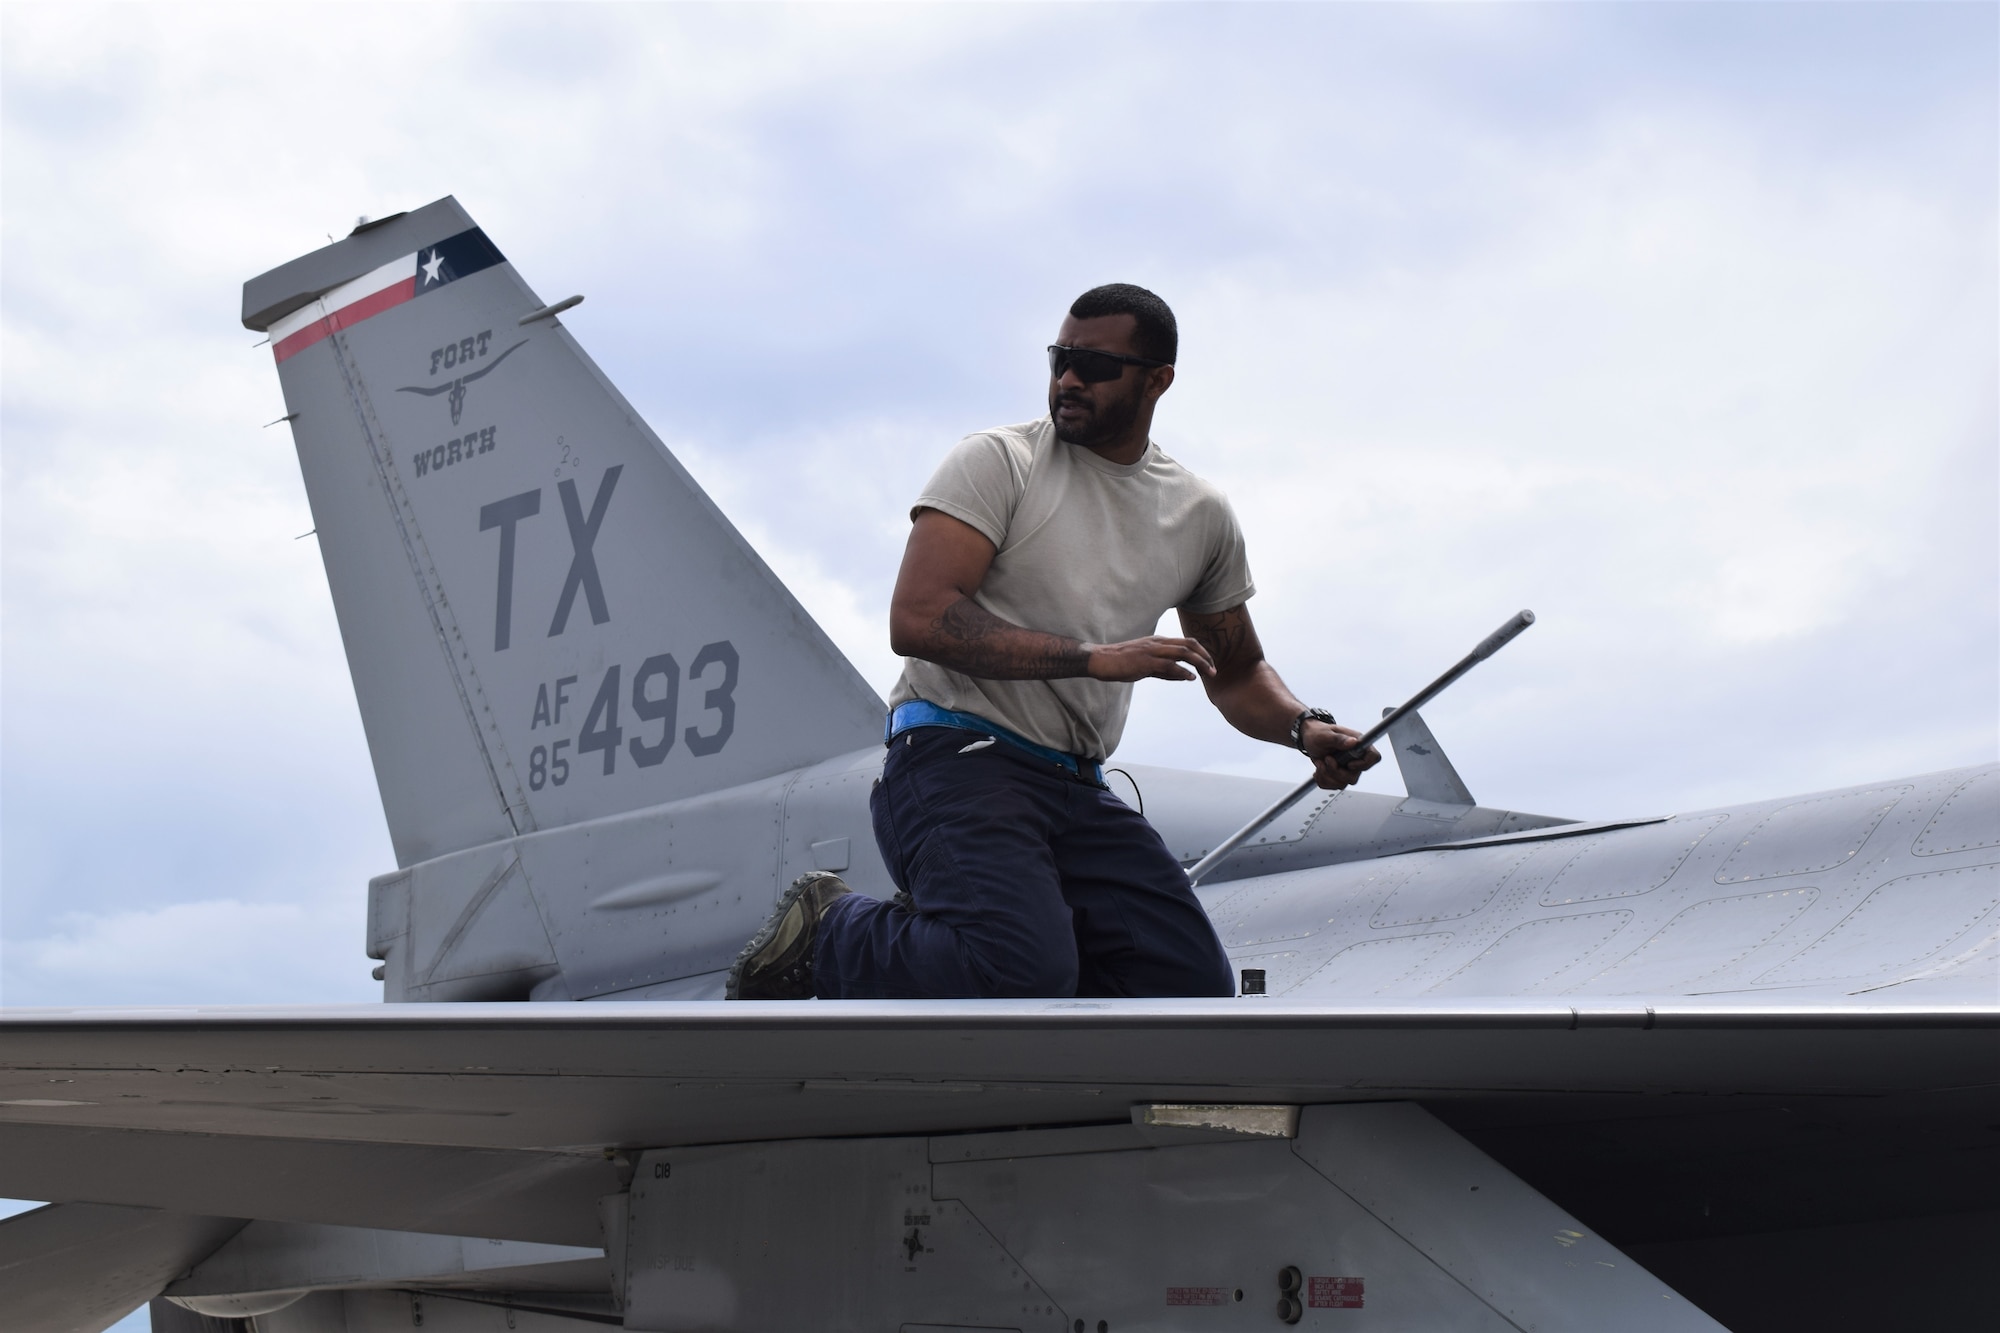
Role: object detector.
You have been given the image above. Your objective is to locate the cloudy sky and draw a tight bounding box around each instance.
[3,2,1994,1027]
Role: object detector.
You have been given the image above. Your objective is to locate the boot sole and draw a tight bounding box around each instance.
[725,871,843,1000]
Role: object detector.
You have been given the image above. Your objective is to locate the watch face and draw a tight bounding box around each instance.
[1294,708,1333,750]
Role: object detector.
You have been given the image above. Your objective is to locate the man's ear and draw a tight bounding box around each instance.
[1148,364,1176,398]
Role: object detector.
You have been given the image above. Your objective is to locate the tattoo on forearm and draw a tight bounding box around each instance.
[927,598,1091,679]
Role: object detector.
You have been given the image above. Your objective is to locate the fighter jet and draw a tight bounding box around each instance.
[1,198,1993,1333]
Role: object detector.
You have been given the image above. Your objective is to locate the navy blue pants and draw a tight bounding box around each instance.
[814,726,1236,999]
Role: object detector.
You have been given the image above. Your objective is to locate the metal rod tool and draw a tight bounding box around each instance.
[1184,609,1536,886]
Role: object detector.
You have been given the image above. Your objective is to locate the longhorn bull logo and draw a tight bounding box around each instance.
[397,338,527,426]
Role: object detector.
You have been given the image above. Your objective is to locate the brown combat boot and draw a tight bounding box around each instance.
[725,871,853,999]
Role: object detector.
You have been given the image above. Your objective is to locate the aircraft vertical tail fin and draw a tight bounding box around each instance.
[244,198,884,868]
[1382,707,1476,806]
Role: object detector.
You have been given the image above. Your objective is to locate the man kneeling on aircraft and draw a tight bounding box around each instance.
[729,283,1380,1000]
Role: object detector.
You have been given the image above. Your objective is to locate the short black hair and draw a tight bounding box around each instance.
[1069,283,1177,365]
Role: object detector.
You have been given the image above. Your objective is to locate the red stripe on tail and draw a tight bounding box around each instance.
[272,277,418,363]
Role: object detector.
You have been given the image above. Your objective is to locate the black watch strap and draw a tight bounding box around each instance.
[1290,707,1336,752]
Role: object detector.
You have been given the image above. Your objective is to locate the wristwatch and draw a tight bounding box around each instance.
[1289,707,1336,752]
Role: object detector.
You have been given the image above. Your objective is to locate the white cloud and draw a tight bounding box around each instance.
[6,896,374,1007]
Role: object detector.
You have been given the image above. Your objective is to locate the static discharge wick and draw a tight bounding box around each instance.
[1184,610,1537,887]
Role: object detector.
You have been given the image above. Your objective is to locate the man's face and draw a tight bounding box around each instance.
[1048,313,1167,448]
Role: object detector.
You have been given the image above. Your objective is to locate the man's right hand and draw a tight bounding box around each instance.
[1085,636,1217,683]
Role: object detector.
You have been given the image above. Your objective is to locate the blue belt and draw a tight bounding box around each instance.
[887,700,1104,785]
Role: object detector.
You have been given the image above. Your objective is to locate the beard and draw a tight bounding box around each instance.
[1050,381,1144,448]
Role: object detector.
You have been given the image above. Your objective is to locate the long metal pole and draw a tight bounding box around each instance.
[1184,610,1536,886]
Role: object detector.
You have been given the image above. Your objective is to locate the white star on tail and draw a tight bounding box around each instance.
[421,250,445,285]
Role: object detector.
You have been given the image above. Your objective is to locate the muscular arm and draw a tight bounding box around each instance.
[1179,602,1381,789]
[889,509,1216,683]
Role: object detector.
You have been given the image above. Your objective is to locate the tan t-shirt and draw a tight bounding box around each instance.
[890,418,1256,760]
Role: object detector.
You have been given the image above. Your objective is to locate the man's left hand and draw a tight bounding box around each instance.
[1303,721,1380,790]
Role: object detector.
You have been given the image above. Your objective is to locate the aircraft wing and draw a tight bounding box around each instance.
[3,999,1994,1246]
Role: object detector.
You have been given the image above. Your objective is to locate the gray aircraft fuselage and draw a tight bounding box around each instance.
[370,741,2000,1015]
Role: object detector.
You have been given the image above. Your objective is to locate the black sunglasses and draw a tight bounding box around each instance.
[1047,344,1171,384]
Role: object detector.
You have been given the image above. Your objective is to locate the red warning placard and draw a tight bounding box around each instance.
[1166,1287,1230,1306]
[1308,1276,1364,1308]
